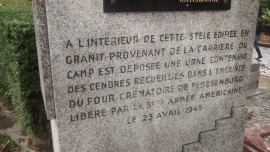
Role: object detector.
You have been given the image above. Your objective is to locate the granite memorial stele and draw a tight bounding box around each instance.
[33,0,259,151]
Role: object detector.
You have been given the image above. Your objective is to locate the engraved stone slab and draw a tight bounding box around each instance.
[33,0,259,151]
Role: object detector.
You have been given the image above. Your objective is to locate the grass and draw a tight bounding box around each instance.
[0,0,33,108]
[0,0,32,8]
[0,0,48,138]
[0,0,33,21]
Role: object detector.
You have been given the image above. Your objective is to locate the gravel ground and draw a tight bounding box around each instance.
[246,90,270,128]
[246,46,270,128]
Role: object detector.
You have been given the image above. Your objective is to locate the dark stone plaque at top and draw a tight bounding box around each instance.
[104,0,231,12]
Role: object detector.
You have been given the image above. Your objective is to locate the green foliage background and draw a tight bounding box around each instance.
[262,8,270,24]
[259,0,270,17]
[0,0,48,137]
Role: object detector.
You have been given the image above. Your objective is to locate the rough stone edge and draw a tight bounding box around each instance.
[181,106,247,152]
[32,0,55,120]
